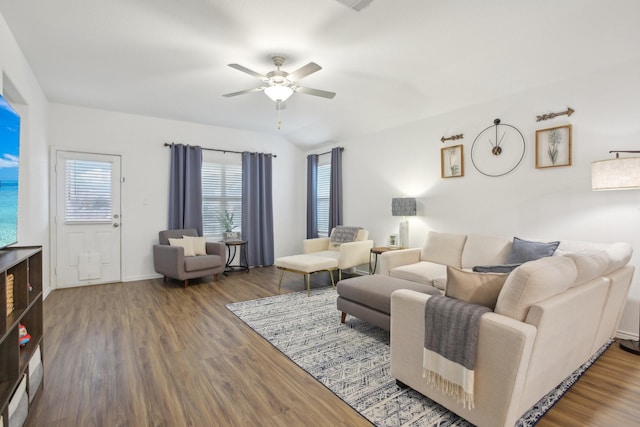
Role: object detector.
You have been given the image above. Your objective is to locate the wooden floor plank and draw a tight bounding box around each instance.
[25,267,640,426]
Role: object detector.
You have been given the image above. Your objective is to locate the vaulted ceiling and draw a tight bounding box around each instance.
[1,0,639,148]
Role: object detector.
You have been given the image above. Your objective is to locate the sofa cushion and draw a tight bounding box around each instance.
[495,256,577,321]
[390,261,447,290]
[420,231,467,268]
[306,250,341,261]
[505,237,560,264]
[461,234,512,269]
[168,237,195,257]
[184,254,223,272]
[603,242,633,275]
[562,250,609,287]
[445,266,509,309]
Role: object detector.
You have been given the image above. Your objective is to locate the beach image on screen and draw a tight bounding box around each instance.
[0,94,20,249]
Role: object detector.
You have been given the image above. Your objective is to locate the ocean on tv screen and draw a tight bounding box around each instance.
[0,180,18,247]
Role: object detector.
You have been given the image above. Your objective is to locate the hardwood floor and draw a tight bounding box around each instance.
[26,267,640,426]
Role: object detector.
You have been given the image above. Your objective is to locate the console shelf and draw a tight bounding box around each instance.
[0,246,43,426]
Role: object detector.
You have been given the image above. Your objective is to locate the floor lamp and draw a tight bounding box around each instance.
[592,150,640,355]
[392,197,417,249]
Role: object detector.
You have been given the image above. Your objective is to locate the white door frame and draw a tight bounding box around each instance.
[49,147,124,289]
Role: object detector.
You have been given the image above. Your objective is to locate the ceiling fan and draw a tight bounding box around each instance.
[222,56,336,110]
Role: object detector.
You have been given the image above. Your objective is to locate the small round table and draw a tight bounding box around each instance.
[224,240,249,275]
[369,246,399,274]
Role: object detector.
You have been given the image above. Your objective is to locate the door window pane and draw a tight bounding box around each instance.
[64,160,112,223]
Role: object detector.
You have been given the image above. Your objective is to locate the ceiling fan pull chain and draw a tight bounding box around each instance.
[277,106,282,130]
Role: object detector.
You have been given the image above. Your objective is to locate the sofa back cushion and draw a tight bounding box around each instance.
[557,240,632,275]
[461,234,512,269]
[495,256,578,321]
[420,231,467,268]
[562,250,609,287]
[445,266,509,309]
[602,242,633,275]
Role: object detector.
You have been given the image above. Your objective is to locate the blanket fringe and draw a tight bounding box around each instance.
[423,369,475,409]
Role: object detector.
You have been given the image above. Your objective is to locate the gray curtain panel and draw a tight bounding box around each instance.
[241,152,274,267]
[329,147,343,231]
[306,154,318,239]
[168,143,203,235]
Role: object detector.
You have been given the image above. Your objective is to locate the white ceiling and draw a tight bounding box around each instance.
[1,0,639,148]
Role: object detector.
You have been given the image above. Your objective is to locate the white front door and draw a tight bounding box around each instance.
[55,151,122,288]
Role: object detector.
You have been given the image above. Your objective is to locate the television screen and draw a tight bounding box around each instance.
[0,94,20,250]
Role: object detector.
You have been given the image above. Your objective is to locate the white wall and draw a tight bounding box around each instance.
[48,103,305,282]
[324,60,640,339]
[0,13,50,294]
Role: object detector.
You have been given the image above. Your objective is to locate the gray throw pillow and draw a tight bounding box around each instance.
[472,264,521,273]
[506,237,560,264]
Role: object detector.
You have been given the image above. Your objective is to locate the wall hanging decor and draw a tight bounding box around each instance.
[535,124,572,168]
[471,118,526,177]
[536,107,574,122]
[441,144,464,178]
[440,134,463,143]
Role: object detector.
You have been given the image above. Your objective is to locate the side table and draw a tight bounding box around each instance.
[224,240,249,275]
[369,246,398,274]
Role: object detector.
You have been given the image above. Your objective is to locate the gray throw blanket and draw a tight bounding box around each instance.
[329,226,361,244]
[423,296,490,408]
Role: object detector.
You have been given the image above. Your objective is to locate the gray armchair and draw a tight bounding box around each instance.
[153,229,226,288]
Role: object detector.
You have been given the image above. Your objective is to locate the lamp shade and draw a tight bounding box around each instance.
[392,198,417,216]
[264,85,293,102]
[591,157,640,191]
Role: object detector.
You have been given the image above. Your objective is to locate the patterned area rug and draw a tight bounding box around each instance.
[226,287,612,427]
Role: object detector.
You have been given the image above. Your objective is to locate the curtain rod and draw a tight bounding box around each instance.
[317,147,344,156]
[164,143,277,158]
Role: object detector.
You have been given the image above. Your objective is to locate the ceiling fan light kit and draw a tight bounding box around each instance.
[223,55,336,125]
[264,85,293,102]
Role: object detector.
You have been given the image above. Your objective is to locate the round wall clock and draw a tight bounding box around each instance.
[471,118,526,177]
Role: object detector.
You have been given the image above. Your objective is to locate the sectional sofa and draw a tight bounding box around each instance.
[377,231,633,427]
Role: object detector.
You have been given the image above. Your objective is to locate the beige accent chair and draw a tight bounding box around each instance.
[153,229,226,288]
[303,228,373,280]
[275,227,373,295]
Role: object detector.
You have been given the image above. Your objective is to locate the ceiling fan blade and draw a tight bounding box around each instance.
[288,62,322,81]
[222,87,265,97]
[294,86,336,99]
[228,64,267,80]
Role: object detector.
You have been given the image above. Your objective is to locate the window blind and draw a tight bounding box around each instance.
[317,162,331,236]
[202,162,242,236]
[64,159,113,223]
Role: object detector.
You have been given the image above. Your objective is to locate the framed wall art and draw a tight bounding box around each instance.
[441,144,464,178]
[536,124,572,168]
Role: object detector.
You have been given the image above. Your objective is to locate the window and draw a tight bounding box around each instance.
[64,159,112,223]
[317,161,331,236]
[202,161,242,237]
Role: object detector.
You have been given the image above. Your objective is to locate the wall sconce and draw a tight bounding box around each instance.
[392,198,417,249]
[592,150,640,355]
